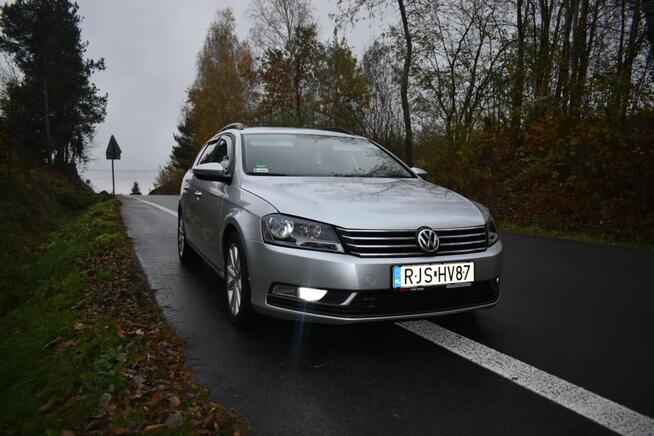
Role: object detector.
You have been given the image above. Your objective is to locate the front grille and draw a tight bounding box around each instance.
[336,225,488,257]
[267,280,499,318]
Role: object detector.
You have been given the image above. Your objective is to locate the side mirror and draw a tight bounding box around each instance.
[192,162,229,181]
[411,167,428,178]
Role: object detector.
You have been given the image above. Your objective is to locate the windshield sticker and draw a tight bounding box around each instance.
[253,163,269,173]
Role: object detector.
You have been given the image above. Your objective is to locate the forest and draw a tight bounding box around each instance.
[158,0,654,245]
[0,0,651,245]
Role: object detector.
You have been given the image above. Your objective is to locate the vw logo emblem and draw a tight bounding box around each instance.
[416,227,439,253]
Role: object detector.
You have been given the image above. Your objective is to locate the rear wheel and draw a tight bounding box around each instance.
[224,233,254,327]
[178,212,200,265]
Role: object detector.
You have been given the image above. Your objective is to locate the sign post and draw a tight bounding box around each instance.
[105,135,122,195]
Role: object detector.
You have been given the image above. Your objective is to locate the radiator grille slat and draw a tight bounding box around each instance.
[336,225,488,257]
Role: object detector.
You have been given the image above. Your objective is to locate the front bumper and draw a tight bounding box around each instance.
[245,239,503,324]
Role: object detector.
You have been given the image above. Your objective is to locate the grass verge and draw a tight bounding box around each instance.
[0,168,101,315]
[499,219,654,250]
[0,199,250,435]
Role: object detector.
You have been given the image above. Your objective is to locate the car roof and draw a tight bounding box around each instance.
[210,127,359,142]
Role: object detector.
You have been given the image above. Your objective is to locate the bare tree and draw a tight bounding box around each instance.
[360,41,404,150]
[397,0,414,164]
[336,0,415,164]
[247,0,313,54]
[512,0,526,134]
[645,0,654,59]
[411,0,511,146]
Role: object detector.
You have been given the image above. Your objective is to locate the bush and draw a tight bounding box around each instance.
[417,113,654,246]
[0,166,100,314]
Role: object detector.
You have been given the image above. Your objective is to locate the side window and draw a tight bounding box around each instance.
[197,140,218,166]
[201,136,233,173]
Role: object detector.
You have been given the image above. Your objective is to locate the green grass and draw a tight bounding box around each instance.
[499,219,654,250]
[0,199,250,435]
[0,168,100,314]
[0,199,127,433]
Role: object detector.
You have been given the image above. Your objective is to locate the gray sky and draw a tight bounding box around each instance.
[77,0,385,194]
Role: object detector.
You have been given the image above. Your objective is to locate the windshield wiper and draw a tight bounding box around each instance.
[247,172,288,176]
[332,173,364,177]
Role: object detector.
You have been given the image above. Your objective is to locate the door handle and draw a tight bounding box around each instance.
[194,190,202,199]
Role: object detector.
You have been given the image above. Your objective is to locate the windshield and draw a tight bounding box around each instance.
[242,134,413,178]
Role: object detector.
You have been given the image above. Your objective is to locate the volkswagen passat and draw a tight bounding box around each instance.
[178,124,502,326]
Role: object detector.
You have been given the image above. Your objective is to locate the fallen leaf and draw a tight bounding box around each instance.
[37,397,59,414]
[55,339,76,351]
[83,418,108,432]
[143,423,166,433]
[133,375,145,389]
[43,336,62,350]
[98,392,112,409]
[166,411,183,429]
[168,395,181,408]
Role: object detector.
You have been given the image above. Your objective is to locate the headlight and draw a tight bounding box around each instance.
[262,214,344,253]
[487,216,499,245]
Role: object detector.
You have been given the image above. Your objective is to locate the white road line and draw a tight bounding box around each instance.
[128,197,654,434]
[130,197,178,218]
[397,320,654,436]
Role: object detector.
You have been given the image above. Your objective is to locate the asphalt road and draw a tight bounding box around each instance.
[121,195,654,435]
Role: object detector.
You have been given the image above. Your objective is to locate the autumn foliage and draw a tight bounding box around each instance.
[158,1,654,244]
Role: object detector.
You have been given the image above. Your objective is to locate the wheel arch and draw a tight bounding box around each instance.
[220,216,249,270]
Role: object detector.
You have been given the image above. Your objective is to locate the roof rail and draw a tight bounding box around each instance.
[219,122,246,132]
[321,127,353,135]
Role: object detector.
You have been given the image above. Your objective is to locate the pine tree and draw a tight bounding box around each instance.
[130,181,142,196]
[170,109,197,172]
[0,0,107,169]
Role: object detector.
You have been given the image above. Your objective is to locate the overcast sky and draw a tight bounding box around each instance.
[76,0,385,194]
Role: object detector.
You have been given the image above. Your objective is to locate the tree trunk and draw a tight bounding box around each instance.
[512,0,525,134]
[555,0,577,113]
[569,0,589,115]
[619,0,642,119]
[397,0,414,165]
[294,59,302,126]
[534,0,553,100]
[644,0,654,60]
[42,77,52,166]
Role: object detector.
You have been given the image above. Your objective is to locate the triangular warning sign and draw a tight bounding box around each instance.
[106,135,122,160]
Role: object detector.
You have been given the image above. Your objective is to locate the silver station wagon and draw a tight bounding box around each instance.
[178,123,503,326]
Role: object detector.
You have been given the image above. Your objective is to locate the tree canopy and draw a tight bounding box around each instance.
[157,0,653,242]
[0,0,106,170]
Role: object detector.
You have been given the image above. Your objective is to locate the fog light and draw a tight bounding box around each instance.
[297,287,328,302]
[271,285,328,302]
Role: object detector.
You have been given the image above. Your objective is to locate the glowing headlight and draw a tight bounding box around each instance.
[262,214,344,253]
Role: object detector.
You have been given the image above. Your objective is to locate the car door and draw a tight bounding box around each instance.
[184,141,214,251]
[193,135,234,269]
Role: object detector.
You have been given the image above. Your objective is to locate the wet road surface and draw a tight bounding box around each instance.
[121,195,654,435]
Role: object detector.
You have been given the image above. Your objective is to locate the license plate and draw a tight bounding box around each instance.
[392,262,475,289]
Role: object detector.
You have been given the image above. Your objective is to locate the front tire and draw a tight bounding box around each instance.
[224,233,254,327]
[178,212,200,265]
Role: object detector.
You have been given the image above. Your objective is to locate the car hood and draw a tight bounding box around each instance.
[240,177,485,229]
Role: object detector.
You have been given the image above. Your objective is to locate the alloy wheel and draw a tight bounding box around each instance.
[226,243,242,316]
[178,216,185,258]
